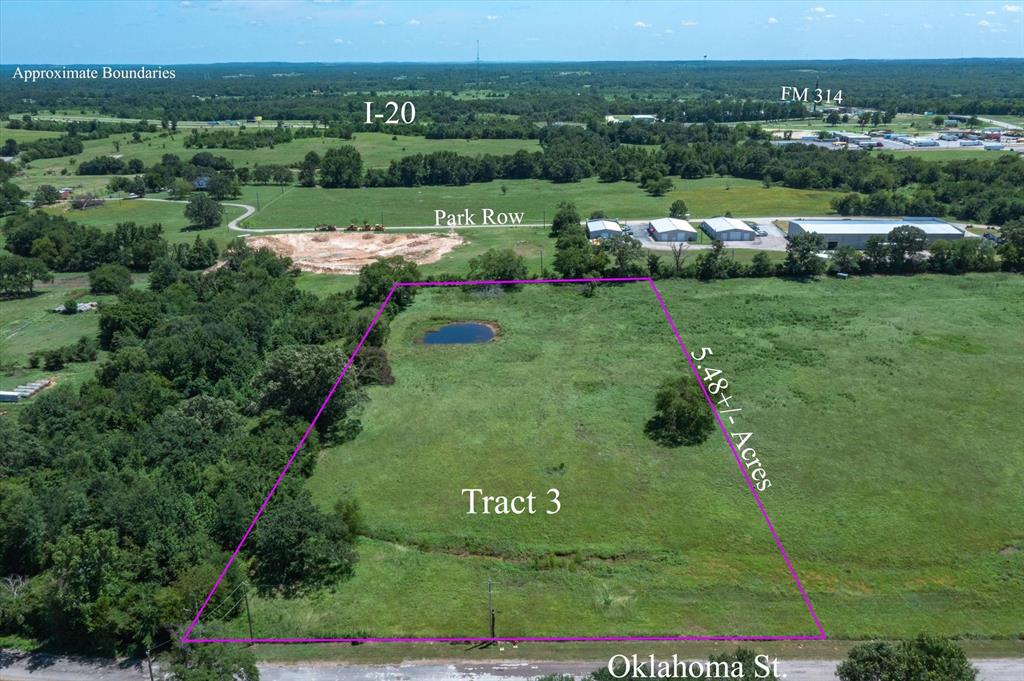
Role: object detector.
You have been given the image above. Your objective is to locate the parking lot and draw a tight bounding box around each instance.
[622,218,789,252]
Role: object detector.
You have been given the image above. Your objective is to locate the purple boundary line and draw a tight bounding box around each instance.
[183,276,826,644]
[187,635,825,644]
[181,284,399,642]
[648,280,826,639]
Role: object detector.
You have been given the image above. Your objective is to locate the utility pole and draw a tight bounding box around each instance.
[146,648,155,681]
[244,589,255,644]
[487,577,496,640]
[539,246,544,276]
[476,40,480,87]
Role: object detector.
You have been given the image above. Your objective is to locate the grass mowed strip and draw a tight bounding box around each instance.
[241,177,842,229]
[232,274,1023,640]
[43,199,247,248]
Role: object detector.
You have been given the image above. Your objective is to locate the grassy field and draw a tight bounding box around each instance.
[0,122,64,144]
[14,130,539,180]
[871,148,1020,162]
[240,177,842,229]
[213,274,1024,640]
[42,198,248,247]
[762,114,946,135]
[0,273,119,392]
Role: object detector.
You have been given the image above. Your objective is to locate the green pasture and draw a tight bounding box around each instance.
[0,273,120,392]
[872,148,1020,162]
[219,274,1023,640]
[0,123,64,144]
[41,199,247,248]
[240,177,842,229]
[14,130,539,181]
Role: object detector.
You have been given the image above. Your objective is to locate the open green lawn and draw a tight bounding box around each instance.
[240,177,842,229]
[42,199,248,247]
[214,274,1024,640]
[0,273,117,392]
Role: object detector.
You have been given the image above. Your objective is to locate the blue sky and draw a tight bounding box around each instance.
[1,1,1022,63]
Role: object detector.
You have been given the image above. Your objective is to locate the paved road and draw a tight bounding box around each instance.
[3,651,1023,681]
[977,116,1023,130]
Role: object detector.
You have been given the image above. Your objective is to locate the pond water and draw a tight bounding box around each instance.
[422,322,495,344]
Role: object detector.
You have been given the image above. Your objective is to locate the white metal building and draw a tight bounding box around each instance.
[586,219,622,240]
[787,217,964,250]
[647,217,698,242]
[700,217,756,241]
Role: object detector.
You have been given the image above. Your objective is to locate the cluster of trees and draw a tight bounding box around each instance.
[16,135,84,162]
[0,161,25,214]
[0,254,52,295]
[183,123,353,150]
[4,213,171,272]
[3,212,222,279]
[27,335,98,371]
[0,243,397,654]
[828,155,1024,226]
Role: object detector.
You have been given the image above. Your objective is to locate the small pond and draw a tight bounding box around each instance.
[422,322,495,344]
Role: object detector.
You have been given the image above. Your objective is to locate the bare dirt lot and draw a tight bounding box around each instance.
[246,232,465,274]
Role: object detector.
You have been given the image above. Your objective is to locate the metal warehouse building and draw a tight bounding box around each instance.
[700,217,756,241]
[787,217,964,250]
[647,217,698,242]
[586,219,622,240]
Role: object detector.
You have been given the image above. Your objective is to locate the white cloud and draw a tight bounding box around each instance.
[333,37,351,44]
[824,13,835,18]
[767,16,779,24]
[922,22,933,29]
[811,6,827,12]
[977,19,992,26]
[296,40,307,45]
[986,9,997,14]
[406,18,420,25]
[486,15,501,21]
[663,28,674,33]
[634,20,651,28]
[964,12,976,16]
[374,19,385,26]
[1004,4,1023,11]
[804,15,814,21]
[680,20,698,26]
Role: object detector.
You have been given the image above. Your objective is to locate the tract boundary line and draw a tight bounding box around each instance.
[183,276,827,644]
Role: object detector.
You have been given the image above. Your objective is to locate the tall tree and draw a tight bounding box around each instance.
[319,146,363,188]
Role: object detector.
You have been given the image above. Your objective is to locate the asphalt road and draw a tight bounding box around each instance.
[3,652,1023,681]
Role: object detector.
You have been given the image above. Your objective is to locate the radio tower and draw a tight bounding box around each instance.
[476,40,480,86]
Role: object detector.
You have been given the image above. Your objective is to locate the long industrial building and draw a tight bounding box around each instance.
[787,217,964,250]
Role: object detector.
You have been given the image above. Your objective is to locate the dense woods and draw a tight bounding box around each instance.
[0,243,397,653]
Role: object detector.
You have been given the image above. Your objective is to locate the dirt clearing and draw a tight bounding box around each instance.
[246,232,465,274]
